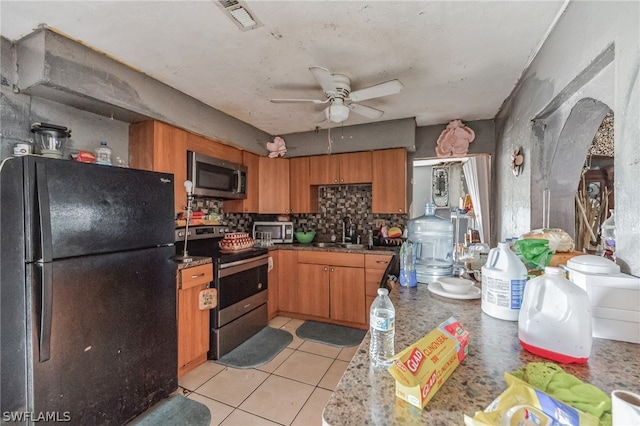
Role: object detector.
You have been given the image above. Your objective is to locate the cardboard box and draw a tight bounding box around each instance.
[388,317,469,409]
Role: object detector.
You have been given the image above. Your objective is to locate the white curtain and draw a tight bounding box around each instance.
[463,155,491,244]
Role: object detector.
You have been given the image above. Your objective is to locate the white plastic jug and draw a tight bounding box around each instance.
[518,267,592,363]
[481,242,528,321]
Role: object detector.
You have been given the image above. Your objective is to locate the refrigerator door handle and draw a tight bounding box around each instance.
[35,162,53,262]
[39,262,53,362]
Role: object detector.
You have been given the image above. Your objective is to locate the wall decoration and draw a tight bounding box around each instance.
[511,147,524,177]
[435,119,475,158]
[266,136,287,157]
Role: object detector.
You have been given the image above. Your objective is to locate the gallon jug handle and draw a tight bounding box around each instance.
[487,248,500,268]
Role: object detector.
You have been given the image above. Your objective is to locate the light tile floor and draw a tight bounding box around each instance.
[177,316,362,426]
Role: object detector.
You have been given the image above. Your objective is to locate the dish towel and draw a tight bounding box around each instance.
[511,362,612,426]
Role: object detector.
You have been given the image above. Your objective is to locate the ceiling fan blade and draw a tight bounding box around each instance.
[309,66,337,95]
[348,79,404,102]
[270,98,328,104]
[348,103,384,119]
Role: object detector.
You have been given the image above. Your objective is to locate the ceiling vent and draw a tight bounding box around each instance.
[216,0,262,31]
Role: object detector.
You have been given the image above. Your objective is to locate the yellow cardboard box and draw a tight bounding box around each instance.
[388,317,469,409]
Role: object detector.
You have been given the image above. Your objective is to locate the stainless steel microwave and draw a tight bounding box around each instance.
[253,221,294,244]
[187,151,247,199]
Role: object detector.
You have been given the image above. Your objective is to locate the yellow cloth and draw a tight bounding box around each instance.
[512,362,612,426]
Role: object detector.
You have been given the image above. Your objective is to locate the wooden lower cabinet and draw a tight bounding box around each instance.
[329,266,366,324]
[295,251,366,328]
[277,250,298,313]
[267,250,279,319]
[297,263,330,318]
[365,254,394,326]
[177,263,213,377]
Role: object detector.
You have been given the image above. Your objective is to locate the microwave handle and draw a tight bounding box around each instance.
[234,170,242,194]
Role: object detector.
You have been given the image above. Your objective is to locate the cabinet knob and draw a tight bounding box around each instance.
[324,267,328,271]
[330,268,334,272]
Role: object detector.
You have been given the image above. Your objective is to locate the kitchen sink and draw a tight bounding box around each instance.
[313,242,337,248]
[337,243,365,249]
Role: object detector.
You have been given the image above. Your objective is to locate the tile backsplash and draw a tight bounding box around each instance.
[196,185,408,241]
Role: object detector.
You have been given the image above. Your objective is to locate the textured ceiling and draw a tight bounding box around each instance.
[1,1,567,136]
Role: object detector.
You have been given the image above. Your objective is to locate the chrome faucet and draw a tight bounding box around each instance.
[342,217,351,243]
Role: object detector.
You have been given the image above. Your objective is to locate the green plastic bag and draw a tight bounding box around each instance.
[512,239,553,270]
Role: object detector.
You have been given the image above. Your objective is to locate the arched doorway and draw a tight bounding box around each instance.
[575,112,614,252]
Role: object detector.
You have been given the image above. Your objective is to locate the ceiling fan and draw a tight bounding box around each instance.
[271,66,404,124]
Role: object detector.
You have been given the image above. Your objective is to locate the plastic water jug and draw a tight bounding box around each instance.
[518,267,592,363]
[481,242,528,321]
[407,203,453,283]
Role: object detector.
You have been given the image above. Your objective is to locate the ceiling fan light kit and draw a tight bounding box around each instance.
[327,100,350,123]
[271,66,403,125]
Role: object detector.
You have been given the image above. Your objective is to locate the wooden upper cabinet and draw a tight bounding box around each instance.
[372,148,407,214]
[129,120,188,215]
[258,157,290,213]
[224,151,259,213]
[289,156,318,214]
[186,132,243,164]
[340,152,372,184]
[309,152,372,185]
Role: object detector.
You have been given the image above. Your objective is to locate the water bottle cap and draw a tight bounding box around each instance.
[377,288,389,296]
[100,141,107,146]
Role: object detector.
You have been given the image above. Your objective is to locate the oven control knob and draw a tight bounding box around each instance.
[223,228,230,233]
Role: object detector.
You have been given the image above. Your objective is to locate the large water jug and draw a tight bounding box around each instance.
[481,242,528,321]
[408,203,453,283]
[518,267,592,363]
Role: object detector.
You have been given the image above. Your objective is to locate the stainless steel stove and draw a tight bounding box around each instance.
[175,226,269,359]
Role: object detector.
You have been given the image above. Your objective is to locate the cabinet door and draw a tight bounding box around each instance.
[267,250,279,319]
[309,155,340,185]
[365,254,393,325]
[297,263,330,318]
[259,157,290,213]
[225,151,260,213]
[330,266,366,325]
[277,250,298,313]
[177,284,209,375]
[129,120,188,215]
[340,152,372,184]
[289,156,318,214]
[185,132,243,164]
[372,148,407,214]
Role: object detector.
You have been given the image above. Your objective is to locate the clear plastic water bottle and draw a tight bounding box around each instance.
[369,288,395,369]
[600,209,616,261]
[408,203,454,283]
[95,141,112,165]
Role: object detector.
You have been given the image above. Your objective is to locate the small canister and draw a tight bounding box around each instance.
[13,141,33,156]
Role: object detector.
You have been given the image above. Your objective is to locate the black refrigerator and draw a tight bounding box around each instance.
[1,156,178,425]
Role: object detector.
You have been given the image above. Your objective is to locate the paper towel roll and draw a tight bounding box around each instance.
[612,390,640,425]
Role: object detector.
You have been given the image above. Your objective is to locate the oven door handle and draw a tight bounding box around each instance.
[219,254,269,278]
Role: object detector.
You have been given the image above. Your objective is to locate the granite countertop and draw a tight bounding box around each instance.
[271,243,400,255]
[175,256,212,271]
[322,284,640,425]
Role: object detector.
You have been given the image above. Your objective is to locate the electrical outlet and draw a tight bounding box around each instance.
[374,219,385,229]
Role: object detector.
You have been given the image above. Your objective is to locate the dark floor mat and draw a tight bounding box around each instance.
[215,327,293,369]
[295,320,366,347]
[129,395,210,426]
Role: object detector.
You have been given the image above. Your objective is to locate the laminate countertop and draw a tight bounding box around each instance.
[322,284,640,425]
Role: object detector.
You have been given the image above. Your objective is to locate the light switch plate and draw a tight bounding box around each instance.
[374,219,385,228]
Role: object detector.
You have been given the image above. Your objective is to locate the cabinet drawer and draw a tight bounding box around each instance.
[180,264,213,290]
[298,251,364,268]
[365,254,393,270]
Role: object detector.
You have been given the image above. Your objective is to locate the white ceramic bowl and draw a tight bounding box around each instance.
[438,277,475,294]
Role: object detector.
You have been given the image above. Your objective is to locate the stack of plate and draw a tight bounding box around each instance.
[427,277,481,300]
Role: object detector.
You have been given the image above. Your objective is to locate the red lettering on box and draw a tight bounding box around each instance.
[404,348,424,374]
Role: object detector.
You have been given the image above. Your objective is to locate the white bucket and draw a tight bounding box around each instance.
[481,242,528,321]
[518,267,592,363]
